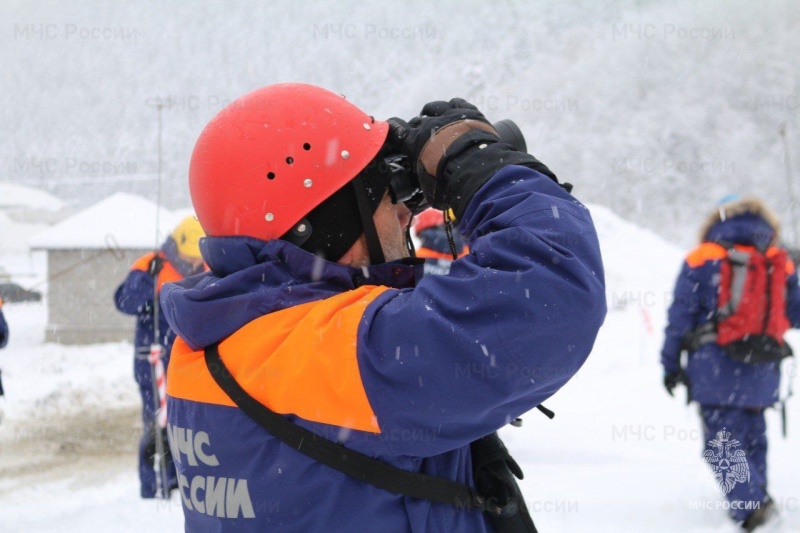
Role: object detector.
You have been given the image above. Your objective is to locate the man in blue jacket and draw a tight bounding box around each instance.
[662,196,800,531]
[0,298,7,350]
[163,84,606,532]
[114,216,205,498]
[0,298,8,398]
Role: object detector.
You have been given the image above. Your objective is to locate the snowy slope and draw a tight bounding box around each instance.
[1,204,799,532]
[0,297,186,532]
[2,0,798,247]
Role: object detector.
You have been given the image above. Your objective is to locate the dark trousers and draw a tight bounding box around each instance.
[700,405,768,522]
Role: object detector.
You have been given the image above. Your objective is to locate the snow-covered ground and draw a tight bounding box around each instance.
[1,204,798,532]
[0,304,185,531]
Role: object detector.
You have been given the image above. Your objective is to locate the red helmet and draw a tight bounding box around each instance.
[189,83,389,241]
[413,208,446,235]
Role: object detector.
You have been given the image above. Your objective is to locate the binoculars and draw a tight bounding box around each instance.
[385,119,527,214]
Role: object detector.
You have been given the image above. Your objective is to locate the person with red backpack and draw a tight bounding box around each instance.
[662,195,800,531]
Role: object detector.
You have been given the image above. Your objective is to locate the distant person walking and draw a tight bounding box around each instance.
[661,196,800,531]
[0,298,8,399]
[0,298,8,350]
[114,216,206,498]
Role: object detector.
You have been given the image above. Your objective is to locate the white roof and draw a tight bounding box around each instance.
[29,192,190,250]
[0,182,65,211]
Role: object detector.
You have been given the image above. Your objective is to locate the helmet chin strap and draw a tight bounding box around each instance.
[404,220,416,258]
[351,176,386,266]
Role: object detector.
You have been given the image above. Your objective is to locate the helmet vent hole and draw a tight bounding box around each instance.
[303,143,311,151]
[267,172,276,180]
[286,157,294,165]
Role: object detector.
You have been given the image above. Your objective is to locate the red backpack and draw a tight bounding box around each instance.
[713,245,792,363]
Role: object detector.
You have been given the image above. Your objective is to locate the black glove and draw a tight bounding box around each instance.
[387,99,492,212]
[147,255,164,277]
[388,99,558,219]
[471,432,536,530]
[664,370,687,397]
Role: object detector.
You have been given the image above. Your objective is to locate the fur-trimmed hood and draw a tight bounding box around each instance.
[699,196,781,247]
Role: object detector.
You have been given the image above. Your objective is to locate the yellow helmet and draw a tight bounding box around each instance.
[171,216,205,259]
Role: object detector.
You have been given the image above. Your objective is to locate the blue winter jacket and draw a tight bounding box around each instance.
[114,238,200,385]
[0,308,8,349]
[661,214,800,408]
[162,166,607,532]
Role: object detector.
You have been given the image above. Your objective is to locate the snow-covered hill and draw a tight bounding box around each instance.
[0,204,798,532]
[1,0,798,247]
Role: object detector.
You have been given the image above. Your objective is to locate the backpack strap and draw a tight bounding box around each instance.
[203,343,488,511]
[686,322,717,350]
[722,247,752,318]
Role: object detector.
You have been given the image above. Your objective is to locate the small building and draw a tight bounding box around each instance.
[29,193,187,344]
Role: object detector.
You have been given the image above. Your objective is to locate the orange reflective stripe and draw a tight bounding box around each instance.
[130,252,184,291]
[416,247,453,260]
[131,252,156,272]
[685,242,727,268]
[157,261,183,289]
[168,336,235,407]
[167,285,391,433]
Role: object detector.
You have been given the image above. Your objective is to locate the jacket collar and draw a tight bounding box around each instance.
[161,236,423,350]
[200,236,423,289]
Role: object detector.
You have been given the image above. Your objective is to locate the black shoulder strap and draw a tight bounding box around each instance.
[203,343,485,511]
